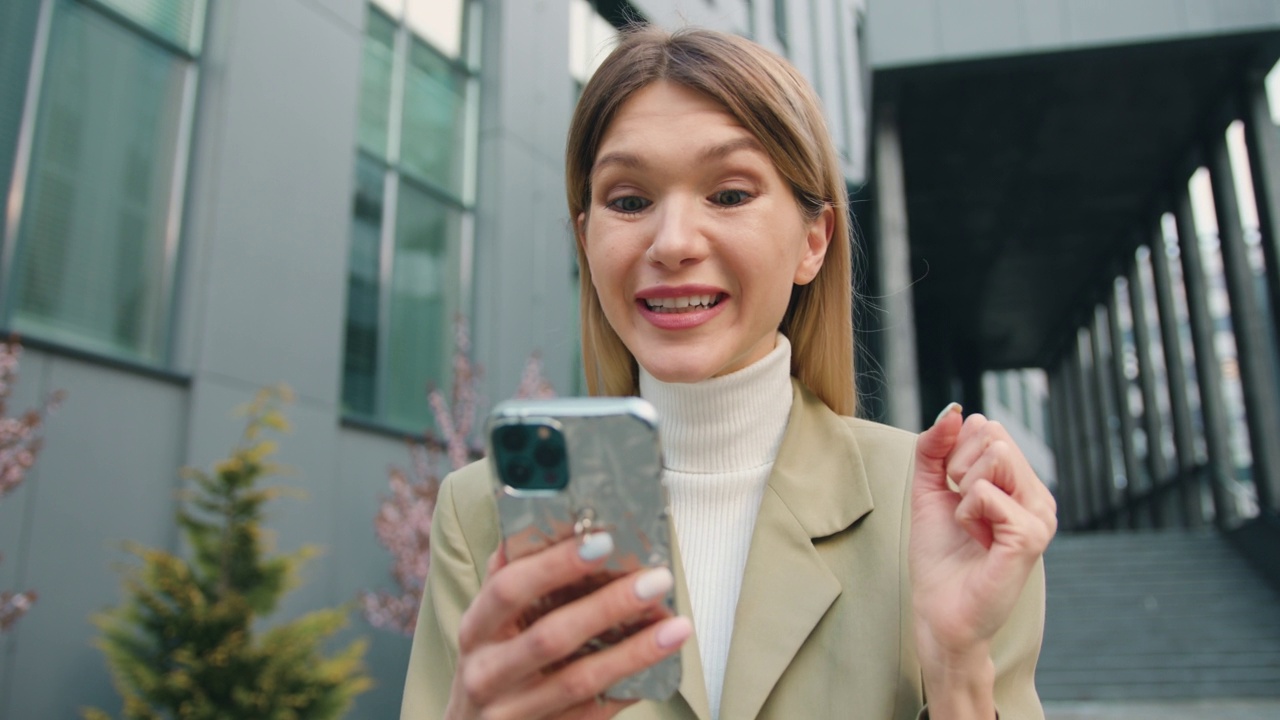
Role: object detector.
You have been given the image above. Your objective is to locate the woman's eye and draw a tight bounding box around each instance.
[608,196,650,213]
[713,189,750,206]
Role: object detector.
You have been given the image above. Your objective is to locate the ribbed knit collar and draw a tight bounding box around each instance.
[639,334,794,474]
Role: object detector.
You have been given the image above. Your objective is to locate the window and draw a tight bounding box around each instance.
[1,0,204,364]
[569,0,620,90]
[343,0,478,431]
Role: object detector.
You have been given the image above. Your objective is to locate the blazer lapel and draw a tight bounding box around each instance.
[717,381,875,719]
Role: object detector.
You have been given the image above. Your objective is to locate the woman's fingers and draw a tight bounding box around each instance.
[458,532,615,653]
[952,436,1058,527]
[943,412,1057,520]
[942,413,995,482]
[914,403,964,495]
[953,438,1033,498]
[462,565,680,701]
[954,478,1055,559]
[485,615,692,720]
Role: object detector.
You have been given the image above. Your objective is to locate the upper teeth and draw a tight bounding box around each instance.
[645,294,717,309]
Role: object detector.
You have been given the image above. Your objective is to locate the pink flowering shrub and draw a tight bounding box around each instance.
[0,338,64,633]
[361,321,554,635]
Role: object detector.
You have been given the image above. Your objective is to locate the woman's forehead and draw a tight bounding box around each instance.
[594,81,757,159]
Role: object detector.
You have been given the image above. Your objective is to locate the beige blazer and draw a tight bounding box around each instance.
[401,381,1046,720]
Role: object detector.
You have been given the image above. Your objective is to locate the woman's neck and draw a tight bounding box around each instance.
[639,334,794,474]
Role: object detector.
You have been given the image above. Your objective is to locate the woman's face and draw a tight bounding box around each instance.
[579,80,832,384]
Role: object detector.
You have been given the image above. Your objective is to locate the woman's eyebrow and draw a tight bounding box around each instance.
[592,151,644,175]
[700,137,766,162]
[592,137,767,176]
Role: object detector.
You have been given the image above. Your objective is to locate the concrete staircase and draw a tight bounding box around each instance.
[1036,530,1280,702]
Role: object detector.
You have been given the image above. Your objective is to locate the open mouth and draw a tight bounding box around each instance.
[641,294,725,313]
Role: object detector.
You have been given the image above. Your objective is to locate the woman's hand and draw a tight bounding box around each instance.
[909,404,1058,718]
[445,532,693,720]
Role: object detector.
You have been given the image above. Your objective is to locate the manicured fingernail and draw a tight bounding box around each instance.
[634,567,674,600]
[655,616,693,649]
[578,532,614,561]
[934,402,963,426]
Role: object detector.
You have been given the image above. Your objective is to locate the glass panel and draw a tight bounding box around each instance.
[569,0,618,84]
[406,0,463,59]
[386,181,461,431]
[569,0,590,81]
[357,6,396,160]
[400,39,466,199]
[342,154,386,418]
[92,0,206,54]
[8,0,187,363]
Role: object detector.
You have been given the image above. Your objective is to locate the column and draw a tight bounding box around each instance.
[1148,222,1203,527]
[1070,331,1102,527]
[1048,362,1078,529]
[874,104,922,431]
[1128,254,1170,527]
[1089,312,1122,527]
[1107,287,1144,527]
[1064,342,1098,527]
[1241,76,1280,388]
[1207,135,1280,514]
[1173,190,1236,529]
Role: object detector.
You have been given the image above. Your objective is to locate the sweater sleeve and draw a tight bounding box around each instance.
[400,467,492,720]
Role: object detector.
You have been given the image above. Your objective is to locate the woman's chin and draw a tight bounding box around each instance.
[636,356,722,385]
[636,347,759,384]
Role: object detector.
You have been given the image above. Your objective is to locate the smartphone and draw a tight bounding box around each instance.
[486,397,680,702]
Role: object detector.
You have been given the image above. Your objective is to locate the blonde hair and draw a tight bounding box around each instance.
[566,26,855,416]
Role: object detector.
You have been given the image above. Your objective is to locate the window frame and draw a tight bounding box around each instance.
[0,0,203,368]
[341,0,480,433]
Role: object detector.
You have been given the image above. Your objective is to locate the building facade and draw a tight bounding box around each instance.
[0,1,869,716]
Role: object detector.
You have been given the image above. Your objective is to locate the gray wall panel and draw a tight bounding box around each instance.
[0,348,48,607]
[633,0,749,35]
[1022,0,1067,48]
[474,135,578,399]
[870,0,1280,68]
[0,346,53,714]
[1186,0,1280,33]
[473,0,577,402]
[189,0,361,405]
[867,0,939,68]
[1065,0,1188,48]
[939,0,1024,59]
[334,427,421,717]
[0,358,188,720]
[308,0,364,32]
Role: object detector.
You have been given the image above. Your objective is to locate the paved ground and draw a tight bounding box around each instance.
[1044,698,1280,719]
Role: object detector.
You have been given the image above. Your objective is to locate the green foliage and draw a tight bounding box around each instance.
[86,386,371,720]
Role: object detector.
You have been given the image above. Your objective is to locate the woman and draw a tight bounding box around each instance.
[402,26,1056,720]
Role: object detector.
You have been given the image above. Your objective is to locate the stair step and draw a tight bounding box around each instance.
[1036,530,1280,702]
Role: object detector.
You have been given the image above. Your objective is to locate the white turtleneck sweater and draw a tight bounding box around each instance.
[639,335,794,720]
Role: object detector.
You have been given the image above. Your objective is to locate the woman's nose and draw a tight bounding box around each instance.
[645,200,707,269]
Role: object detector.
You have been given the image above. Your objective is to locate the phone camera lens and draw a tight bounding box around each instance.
[534,441,563,468]
[505,459,533,486]
[497,426,527,452]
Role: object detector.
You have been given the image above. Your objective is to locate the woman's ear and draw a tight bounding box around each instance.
[793,204,834,285]
[576,212,587,249]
